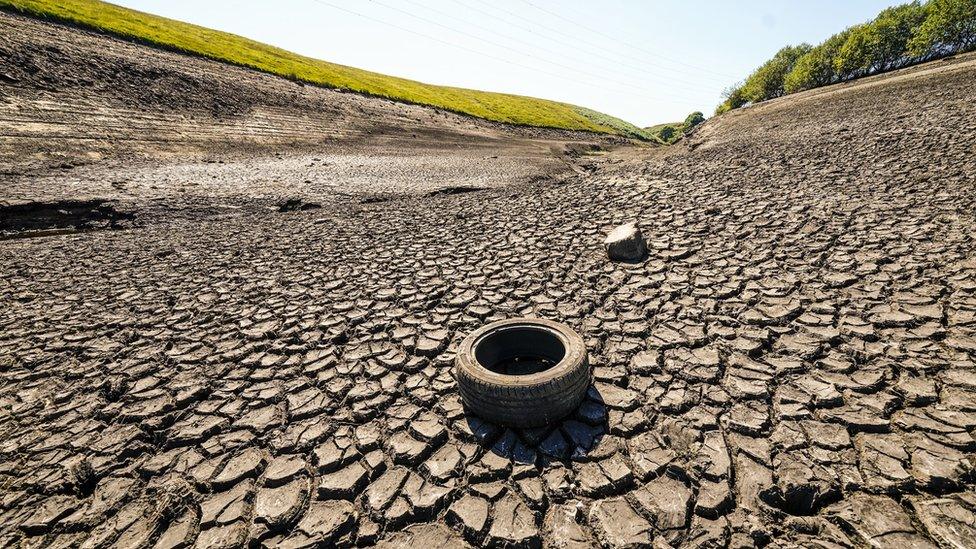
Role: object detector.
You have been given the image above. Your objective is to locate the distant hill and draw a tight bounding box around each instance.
[0,0,653,140]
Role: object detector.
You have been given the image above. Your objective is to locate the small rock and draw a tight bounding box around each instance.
[827,493,937,548]
[366,467,409,516]
[605,222,647,262]
[154,509,198,549]
[400,472,451,519]
[696,479,732,518]
[908,496,976,549]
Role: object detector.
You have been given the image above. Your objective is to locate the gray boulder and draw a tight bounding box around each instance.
[604,222,647,261]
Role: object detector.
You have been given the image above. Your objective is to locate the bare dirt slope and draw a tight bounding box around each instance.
[0,11,614,229]
[2,13,976,549]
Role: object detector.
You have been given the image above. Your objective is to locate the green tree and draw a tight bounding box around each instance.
[683,111,705,131]
[740,44,813,103]
[835,24,873,79]
[715,82,746,115]
[784,28,854,93]
[834,4,925,80]
[658,125,677,143]
[869,2,927,69]
[909,0,976,57]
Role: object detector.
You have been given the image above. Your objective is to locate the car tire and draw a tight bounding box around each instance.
[455,318,590,428]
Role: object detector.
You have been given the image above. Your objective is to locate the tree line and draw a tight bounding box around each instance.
[716,0,976,114]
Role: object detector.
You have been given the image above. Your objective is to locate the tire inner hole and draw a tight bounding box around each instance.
[475,325,566,376]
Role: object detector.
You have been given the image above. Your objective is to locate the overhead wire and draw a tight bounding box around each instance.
[306,0,700,104]
[396,0,725,94]
[362,0,701,102]
[460,0,733,84]
[519,0,738,79]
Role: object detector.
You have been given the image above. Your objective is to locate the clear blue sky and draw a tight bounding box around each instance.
[114,0,898,126]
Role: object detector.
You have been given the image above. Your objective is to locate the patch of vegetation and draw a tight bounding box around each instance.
[572,107,654,141]
[647,123,680,144]
[646,111,705,144]
[717,0,976,114]
[0,0,651,138]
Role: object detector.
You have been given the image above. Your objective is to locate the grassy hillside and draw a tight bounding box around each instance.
[0,0,653,140]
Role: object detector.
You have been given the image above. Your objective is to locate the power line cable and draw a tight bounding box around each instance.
[363,0,699,102]
[306,0,695,105]
[460,0,732,84]
[397,0,724,94]
[519,0,738,79]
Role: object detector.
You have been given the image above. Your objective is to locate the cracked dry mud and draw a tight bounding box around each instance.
[3,13,976,549]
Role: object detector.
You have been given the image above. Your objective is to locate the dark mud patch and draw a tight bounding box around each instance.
[0,198,135,239]
[355,184,485,206]
[426,185,485,197]
[359,195,395,204]
[559,142,606,158]
[277,198,321,212]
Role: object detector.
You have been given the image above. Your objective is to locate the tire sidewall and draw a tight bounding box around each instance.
[455,318,590,425]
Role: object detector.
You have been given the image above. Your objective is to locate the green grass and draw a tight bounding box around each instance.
[1,0,653,140]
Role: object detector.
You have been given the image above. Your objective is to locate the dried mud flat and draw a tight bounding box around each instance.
[0,12,606,233]
[3,11,976,549]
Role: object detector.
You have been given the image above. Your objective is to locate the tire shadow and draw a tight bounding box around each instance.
[465,383,608,463]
